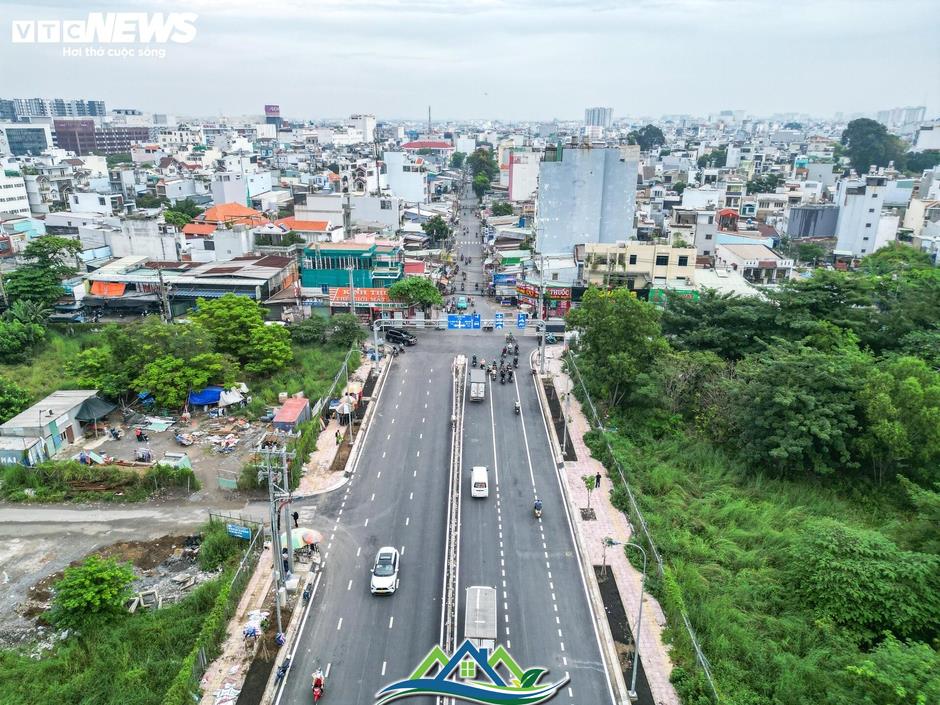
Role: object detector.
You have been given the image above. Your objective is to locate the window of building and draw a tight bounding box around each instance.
[872,193,878,198]
[705,233,712,240]
[655,255,669,266]
[865,223,871,228]
[551,272,558,281]
[703,250,710,256]
[707,216,714,224]
[863,237,869,241]
[678,256,689,267]
[98,196,106,206]
[861,249,867,253]
[628,254,637,265]
[868,208,875,213]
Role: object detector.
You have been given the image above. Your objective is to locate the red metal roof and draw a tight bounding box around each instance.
[401,140,453,150]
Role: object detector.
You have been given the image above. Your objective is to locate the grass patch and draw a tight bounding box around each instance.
[592,430,938,705]
[0,327,96,401]
[0,460,198,503]
[0,578,223,705]
[244,345,352,418]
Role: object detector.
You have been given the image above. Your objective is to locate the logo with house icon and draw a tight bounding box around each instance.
[375,639,567,704]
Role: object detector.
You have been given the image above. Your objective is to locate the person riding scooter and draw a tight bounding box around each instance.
[514,400,521,415]
[534,498,543,518]
[513,356,519,368]
[472,355,478,367]
[312,669,325,701]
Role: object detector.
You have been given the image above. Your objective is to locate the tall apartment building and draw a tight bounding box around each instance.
[54,120,150,155]
[584,107,613,128]
[349,114,376,142]
[536,144,639,255]
[508,150,539,202]
[834,175,887,257]
[0,98,105,122]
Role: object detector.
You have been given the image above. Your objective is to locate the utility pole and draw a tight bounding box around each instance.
[347,265,356,319]
[259,441,296,635]
[157,266,171,322]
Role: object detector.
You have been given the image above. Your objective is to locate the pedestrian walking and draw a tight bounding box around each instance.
[292,511,299,528]
[335,430,341,445]
[281,547,290,577]
[595,471,602,489]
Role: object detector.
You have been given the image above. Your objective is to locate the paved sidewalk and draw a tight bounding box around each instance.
[543,346,680,705]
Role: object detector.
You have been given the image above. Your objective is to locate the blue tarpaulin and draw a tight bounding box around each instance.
[188,387,223,406]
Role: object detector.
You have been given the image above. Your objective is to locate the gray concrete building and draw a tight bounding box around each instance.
[536,144,639,256]
[786,204,840,238]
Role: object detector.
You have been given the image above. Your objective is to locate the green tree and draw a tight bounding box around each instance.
[50,555,136,630]
[134,352,232,408]
[190,294,268,366]
[105,153,132,168]
[839,634,940,705]
[244,324,293,375]
[421,214,451,242]
[783,122,803,130]
[134,193,167,209]
[897,476,940,554]
[388,276,444,310]
[746,173,783,194]
[163,210,192,228]
[170,198,203,219]
[289,316,328,345]
[855,356,940,483]
[661,289,777,360]
[450,151,466,169]
[897,327,940,369]
[672,181,686,195]
[467,147,498,180]
[490,202,513,216]
[566,287,668,408]
[697,148,727,168]
[729,340,869,476]
[795,242,825,265]
[841,118,907,174]
[904,149,940,175]
[628,124,665,152]
[858,241,933,275]
[0,376,30,424]
[3,299,50,326]
[325,313,367,348]
[3,235,82,307]
[772,269,877,342]
[0,319,46,364]
[871,267,940,353]
[472,172,491,199]
[788,519,940,641]
[66,346,128,399]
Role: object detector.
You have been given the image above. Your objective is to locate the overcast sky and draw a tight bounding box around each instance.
[2,0,938,122]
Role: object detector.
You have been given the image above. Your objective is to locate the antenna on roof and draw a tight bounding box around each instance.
[428,105,432,139]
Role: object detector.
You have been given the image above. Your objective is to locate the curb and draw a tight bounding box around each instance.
[342,356,391,478]
[530,350,630,705]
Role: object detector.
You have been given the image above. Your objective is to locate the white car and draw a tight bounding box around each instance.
[370,547,400,595]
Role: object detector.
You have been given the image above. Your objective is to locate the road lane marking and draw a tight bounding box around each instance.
[558,629,563,637]
[409,492,413,500]
[326,663,331,678]
[395,403,399,409]
[382,661,386,676]
[347,580,353,591]
[413,470,417,477]
[405,517,410,526]
[419,433,423,439]
[370,493,375,502]
[421,417,425,423]
[364,518,369,526]
[400,545,405,555]
[416,450,420,457]
[562,656,567,666]
[356,547,361,557]
[377,471,381,478]
[560,642,565,652]
[389,616,394,629]
[337,618,343,631]
[391,418,395,424]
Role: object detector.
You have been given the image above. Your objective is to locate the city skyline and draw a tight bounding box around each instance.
[1,0,937,121]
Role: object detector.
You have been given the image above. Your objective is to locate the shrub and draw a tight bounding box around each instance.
[50,556,136,630]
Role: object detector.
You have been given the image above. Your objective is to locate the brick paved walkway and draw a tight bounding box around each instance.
[544,346,680,705]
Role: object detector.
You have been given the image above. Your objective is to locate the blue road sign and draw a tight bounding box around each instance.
[516,313,528,329]
[494,313,504,329]
[471,313,481,329]
[447,314,460,329]
[226,523,252,540]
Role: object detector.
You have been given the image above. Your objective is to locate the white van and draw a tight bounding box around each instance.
[470,466,489,498]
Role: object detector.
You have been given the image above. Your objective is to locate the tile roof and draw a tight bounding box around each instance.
[182,223,217,236]
[275,217,331,232]
[401,140,453,150]
[199,202,268,226]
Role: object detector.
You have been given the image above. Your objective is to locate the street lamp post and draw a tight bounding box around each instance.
[624,542,648,702]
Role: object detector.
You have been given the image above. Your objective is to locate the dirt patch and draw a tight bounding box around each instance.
[542,379,577,461]
[328,421,359,474]
[235,593,292,705]
[580,508,597,521]
[594,565,654,705]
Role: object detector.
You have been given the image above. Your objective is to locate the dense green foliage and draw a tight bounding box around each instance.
[697,148,727,168]
[490,201,513,216]
[49,556,136,630]
[0,578,223,705]
[2,236,82,309]
[421,214,451,242]
[0,376,30,423]
[388,276,444,310]
[450,151,466,169]
[567,253,940,703]
[746,173,782,194]
[627,124,666,152]
[841,118,906,174]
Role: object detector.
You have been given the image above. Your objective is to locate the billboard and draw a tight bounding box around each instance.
[264,104,280,117]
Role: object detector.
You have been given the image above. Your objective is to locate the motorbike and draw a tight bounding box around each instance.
[534,502,542,519]
[507,369,514,382]
[490,368,497,381]
[472,355,478,367]
[513,357,519,368]
[514,400,521,415]
[500,372,505,384]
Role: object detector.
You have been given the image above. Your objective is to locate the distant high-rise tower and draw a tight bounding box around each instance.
[584,107,613,128]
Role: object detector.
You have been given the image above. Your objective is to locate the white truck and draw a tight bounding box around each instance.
[469,368,486,402]
[464,585,497,651]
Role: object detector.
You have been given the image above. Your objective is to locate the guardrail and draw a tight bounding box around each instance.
[439,354,466,698]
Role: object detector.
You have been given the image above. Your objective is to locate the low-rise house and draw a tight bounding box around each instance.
[714,243,793,285]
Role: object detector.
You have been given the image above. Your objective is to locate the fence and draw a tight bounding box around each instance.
[563,351,720,703]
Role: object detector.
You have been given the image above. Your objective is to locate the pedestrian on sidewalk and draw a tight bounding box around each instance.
[281,547,290,577]
[292,510,299,528]
[335,430,341,445]
[595,471,602,489]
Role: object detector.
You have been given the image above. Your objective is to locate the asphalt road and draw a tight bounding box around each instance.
[279,338,454,704]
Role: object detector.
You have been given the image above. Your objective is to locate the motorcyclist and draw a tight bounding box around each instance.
[513,356,519,368]
[534,498,543,514]
[472,355,478,367]
[514,400,521,414]
[313,669,325,692]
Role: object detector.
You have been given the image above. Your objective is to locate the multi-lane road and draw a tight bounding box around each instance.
[278,181,613,704]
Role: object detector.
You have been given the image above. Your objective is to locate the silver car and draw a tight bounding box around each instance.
[370,547,400,595]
